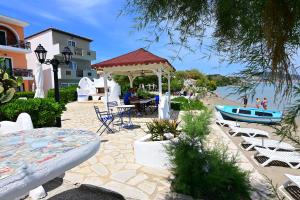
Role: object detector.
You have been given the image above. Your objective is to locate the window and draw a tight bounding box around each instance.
[68,61,77,70]
[0,30,7,45]
[66,70,71,76]
[239,109,251,115]
[232,109,237,113]
[87,72,92,76]
[76,70,83,77]
[255,111,273,117]
[67,40,76,47]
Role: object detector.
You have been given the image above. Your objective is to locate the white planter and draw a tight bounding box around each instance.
[134,134,172,169]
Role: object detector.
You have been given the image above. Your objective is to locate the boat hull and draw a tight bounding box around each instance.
[215,105,282,124]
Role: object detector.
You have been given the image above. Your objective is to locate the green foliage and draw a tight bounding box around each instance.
[181,111,211,141]
[146,119,180,141]
[166,111,251,199]
[13,91,35,99]
[170,78,183,92]
[167,140,251,199]
[171,102,181,111]
[136,89,155,98]
[171,97,206,111]
[124,0,299,95]
[47,85,77,104]
[0,58,22,104]
[0,98,65,128]
[207,74,240,87]
[207,80,217,91]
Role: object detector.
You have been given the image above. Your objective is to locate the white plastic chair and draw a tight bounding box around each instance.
[241,136,295,151]
[215,111,240,127]
[254,147,300,169]
[229,126,269,138]
[0,113,33,134]
[278,174,300,200]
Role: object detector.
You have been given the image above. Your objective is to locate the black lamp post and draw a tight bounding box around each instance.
[34,44,73,127]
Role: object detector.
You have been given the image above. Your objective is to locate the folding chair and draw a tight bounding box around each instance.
[94,106,114,135]
[107,101,118,115]
[151,95,159,114]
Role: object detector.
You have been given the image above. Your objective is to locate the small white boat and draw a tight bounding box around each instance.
[215,105,282,124]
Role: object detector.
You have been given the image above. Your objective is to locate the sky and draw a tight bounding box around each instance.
[0,0,242,75]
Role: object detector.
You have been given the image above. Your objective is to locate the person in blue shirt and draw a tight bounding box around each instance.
[124,88,133,105]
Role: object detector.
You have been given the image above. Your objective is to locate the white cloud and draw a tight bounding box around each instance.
[54,0,111,27]
[0,1,64,22]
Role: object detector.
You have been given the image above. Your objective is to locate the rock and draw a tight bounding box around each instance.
[104,181,149,200]
[111,170,136,183]
[127,174,148,185]
[91,163,109,177]
[137,181,157,195]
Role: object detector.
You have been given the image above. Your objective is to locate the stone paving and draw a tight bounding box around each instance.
[59,102,271,200]
[61,102,172,200]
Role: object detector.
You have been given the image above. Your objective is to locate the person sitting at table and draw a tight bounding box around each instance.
[124,88,142,116]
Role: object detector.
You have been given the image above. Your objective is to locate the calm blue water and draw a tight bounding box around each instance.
[216,85,295,111]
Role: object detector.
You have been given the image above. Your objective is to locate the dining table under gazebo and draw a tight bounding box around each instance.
[92,48,176,119]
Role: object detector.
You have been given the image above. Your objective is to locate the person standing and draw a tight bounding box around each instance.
[255,98,261,108]
[262,97,268,110]
[243,96,248,107]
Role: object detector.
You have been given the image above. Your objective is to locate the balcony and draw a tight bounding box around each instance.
[0,40,31,53]
[13,68,34,80]
[58,68,97,80]
[72,47,96,61]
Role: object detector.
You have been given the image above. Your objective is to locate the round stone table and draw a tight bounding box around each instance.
[0,128,100,199]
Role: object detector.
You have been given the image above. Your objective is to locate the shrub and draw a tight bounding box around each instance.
[13,91,35,99]
[0,98,65,128]
[171,102,181,110]
[136,89,155,99]
[167,111,251,199]
[171,97,206,111]
[146,119,180,141]
[47,85,77,104]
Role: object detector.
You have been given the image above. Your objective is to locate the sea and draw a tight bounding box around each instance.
[216,84,298,111]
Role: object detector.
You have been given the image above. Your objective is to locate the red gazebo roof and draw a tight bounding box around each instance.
[92,48,174,70]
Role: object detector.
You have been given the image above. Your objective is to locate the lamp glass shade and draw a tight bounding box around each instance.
[34,44,47,64]
[62,46,73,64]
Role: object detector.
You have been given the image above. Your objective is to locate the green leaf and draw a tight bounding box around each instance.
[0,88,15,103]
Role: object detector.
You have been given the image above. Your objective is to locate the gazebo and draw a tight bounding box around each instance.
[92,48,176,117]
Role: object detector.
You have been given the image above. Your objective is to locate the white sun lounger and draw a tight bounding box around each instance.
[215,112,240,127]
[279,174,300,200]
[254,147,300,169]
[241,136,295,151]
[229,126,269,138]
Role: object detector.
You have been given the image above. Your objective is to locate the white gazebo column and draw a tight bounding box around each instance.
[157,68,163,98]
[103,72,110,108]
[167,72,171,108]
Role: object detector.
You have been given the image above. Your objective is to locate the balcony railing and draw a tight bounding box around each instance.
[1,40,31,50]
[13,68,33,77]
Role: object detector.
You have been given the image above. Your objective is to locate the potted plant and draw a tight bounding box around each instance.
[134,119,180,169]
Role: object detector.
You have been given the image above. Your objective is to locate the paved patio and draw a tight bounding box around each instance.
[46,101,272,200]
[61,102,172,200]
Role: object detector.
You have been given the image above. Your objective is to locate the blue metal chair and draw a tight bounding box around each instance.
[151,95,159,113]
[94,106,114,135]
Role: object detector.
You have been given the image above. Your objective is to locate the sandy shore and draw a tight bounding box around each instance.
[202,94,300,189]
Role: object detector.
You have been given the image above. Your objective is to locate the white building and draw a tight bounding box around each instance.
[25,28,97,92]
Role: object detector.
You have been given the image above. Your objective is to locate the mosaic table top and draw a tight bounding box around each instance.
[0,128,99,181]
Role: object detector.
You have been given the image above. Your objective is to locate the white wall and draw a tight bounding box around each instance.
[26,30,55,92]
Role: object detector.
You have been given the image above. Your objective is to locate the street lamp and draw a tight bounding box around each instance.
[34,44,73,127]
